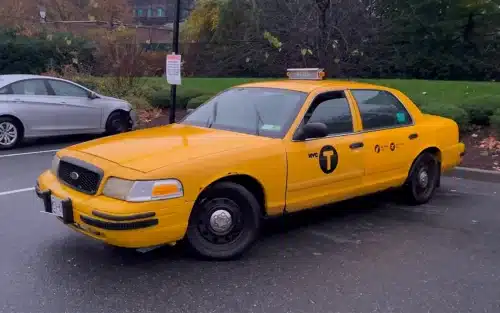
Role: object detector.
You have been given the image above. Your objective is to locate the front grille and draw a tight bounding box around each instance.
[58,160,102,195]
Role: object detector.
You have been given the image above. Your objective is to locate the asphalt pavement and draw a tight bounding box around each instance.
[1,136,500,313]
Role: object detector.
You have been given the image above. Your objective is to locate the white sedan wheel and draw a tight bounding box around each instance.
[0,121,19,148]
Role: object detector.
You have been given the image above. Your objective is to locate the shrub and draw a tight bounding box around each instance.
[123,96,152,110]
[149,88,207,109]
[0,28,95,75]
[73,77,100,91]
[187,94,213,109]
[491,109,500,131]
[149,89,171,108]
[177,89,206,108]
[420,104,470,131]
[460,95,500,126]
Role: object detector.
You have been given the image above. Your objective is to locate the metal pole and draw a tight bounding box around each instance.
[169,0,181,124]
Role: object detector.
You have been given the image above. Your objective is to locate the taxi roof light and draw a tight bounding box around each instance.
[286,68,325,80]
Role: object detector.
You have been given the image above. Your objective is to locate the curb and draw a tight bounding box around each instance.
[444,166,500,183]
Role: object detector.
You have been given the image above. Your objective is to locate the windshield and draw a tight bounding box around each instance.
[181,87,307,138]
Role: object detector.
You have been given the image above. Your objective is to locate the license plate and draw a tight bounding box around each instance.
[50,195,64,218]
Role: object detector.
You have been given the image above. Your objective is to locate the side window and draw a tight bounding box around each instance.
[10,80,48,95]
[351,89,412,130]
[0,86,11,94]
[304,91,353,135]
[47,80,89,98]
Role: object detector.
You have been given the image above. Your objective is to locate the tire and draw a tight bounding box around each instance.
[105,111,130,135]
[403,152,441,205]
[0,117,22,150]
[185,182,262,260]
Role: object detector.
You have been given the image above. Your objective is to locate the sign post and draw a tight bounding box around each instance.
[168,0,182,124]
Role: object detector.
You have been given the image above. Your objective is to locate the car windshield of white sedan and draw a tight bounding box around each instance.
[181,87,307,138]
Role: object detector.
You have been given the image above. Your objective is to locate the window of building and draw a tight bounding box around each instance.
[147,8,153,17]
[157,7,164,17]
[136,9,143,17]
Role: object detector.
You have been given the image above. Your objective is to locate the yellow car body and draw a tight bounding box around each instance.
[36,75,465,259]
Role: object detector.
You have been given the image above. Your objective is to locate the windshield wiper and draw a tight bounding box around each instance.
[254,104,264,136]
[206,101,218,128]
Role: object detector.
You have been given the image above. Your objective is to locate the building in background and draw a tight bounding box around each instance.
[132,0,196,26]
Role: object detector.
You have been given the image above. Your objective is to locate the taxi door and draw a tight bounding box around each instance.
[346,88,420,193]
[284,90,365,212]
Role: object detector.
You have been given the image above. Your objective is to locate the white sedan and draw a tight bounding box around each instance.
[0,74,137,149]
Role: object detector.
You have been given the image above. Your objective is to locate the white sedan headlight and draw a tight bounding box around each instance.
[51,155,60,174]
[102,177,183,202]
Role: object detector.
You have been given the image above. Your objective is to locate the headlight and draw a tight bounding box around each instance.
[102,177,184,202]
[51,155,60,174]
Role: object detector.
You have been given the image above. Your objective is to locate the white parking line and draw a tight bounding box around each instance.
[0,149,59,159]
[0,187,35,197]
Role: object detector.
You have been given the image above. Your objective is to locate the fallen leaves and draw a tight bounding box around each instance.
[478,136,500,152]
[137,108,163,124]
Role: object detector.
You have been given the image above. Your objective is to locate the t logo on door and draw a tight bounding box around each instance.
[319,145,338,174]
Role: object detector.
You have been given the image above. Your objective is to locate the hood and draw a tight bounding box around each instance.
[66,124,269,173]
[100,95,126,102]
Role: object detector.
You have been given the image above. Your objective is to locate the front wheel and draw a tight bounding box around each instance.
[185,182,261,260]
[403,152,441,205]
[105,111,130,135]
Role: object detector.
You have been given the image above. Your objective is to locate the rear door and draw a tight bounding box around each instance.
[45,79,103,133]
[0,79,59,136]
[347,88,419,191]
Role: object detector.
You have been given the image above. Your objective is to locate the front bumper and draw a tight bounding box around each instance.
[129,109,138,130]
[35,171,192,248]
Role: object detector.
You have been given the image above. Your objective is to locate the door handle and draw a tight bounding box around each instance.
[350,142,364,149]
[409,133,419,140]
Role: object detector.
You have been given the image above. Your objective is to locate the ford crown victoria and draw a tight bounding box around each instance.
[36,69,465,260]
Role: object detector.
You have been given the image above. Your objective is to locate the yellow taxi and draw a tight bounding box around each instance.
[36,68,465,260]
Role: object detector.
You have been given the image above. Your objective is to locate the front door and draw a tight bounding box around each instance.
[45,79,102,133]
[347,89,419,192]
[285,90,365,212]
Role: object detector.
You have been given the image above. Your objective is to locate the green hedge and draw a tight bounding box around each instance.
[491,109,500,131]
[149,88,207,109]
[0,28,95,75]
[459,95,500,126]
[420,104,470,130]
[187,94,213,109]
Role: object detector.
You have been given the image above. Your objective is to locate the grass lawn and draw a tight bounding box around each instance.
[143,77,500,108]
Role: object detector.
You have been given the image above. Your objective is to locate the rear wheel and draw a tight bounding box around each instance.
[403,152,440,205]
[0,117,22,150]
[185,182,261,260]
[105,111,129,135]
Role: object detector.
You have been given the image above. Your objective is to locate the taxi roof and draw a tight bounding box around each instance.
[235,79,387,93]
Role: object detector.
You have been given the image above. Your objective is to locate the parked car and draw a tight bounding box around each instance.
[36,68,465,260]
[0,74,137,150]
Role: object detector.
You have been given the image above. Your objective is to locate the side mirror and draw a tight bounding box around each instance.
[294,122,328,141]
[88,91,99,99]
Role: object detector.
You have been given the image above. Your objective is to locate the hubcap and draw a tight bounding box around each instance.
[112,119,125,132]
[209,209,233,233]
[418,170,429,188]
[196,198,243,245]
[0,122,17,146]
